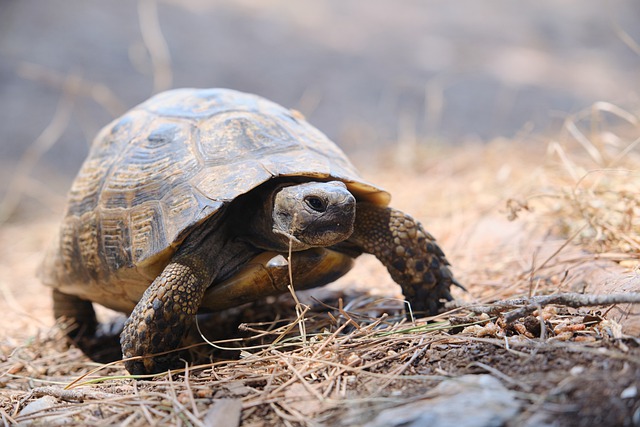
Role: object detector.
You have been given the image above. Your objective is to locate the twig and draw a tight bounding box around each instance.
[0,74,77,223]
[372,337,427,396]
[467,361,532,392]
[1,408,18,425]
[275,351,325,402]
[17,62,126,116]
[526,224,586,291]
[503,292,640,323]
[463,292,640,323]
[138,0,172,92]
[287,214,308,343]
[610,12,640,58]
[564,118,603,165]
[27,386,118,403]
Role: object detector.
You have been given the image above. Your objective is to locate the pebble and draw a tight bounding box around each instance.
[362,374,521,427]
[19,395,58,417]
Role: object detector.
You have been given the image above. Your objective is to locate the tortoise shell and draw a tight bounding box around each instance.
[42,88,390,310]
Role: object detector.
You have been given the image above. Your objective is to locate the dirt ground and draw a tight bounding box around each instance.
[1,114,639,426]
[2,2,640,425]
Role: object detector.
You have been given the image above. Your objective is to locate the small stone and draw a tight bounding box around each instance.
[203,399,242,427]
[267,254,288,267]
[621,385,637,399]
[569,366,585,376]
[364,375,521,427]
[19,396,58,417]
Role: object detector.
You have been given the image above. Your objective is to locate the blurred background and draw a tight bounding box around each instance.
[1,0,639,221]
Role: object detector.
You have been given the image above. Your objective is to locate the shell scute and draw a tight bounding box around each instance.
[196,111,299,165]
[129,201,165,264]
[100,208,132,271]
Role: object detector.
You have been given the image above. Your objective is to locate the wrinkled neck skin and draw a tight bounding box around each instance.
[173,212,261,285]
[244,184,297,252]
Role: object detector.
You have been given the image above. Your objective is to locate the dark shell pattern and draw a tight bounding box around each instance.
[43,88,389,300]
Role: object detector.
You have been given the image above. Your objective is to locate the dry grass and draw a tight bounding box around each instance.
[2,2,639,424]
[511,102,640,255]
[1,101,640,426]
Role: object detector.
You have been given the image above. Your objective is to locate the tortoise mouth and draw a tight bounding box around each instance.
[273,206,355,249]
[295,212,355,246]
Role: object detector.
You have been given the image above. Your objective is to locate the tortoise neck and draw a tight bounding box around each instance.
[173,213,261,285]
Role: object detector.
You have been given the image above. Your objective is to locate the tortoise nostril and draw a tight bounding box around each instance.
[305,196,326,212]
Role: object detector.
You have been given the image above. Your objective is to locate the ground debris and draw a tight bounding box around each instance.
[203,399,242,427]
[458,292,640,323]
[347,374,521,427]
[18,395,58,417]
[3,137,640,426]
[27,386,118,403]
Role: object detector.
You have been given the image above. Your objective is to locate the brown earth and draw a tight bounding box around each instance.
[2,3,640,425]
[1,127,639,425]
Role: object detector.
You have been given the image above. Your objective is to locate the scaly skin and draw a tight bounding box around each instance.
[121,260,210,375]
[349,203,461,316]
[202,202,461,318]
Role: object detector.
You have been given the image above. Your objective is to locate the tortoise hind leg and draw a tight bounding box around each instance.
[349,203,463,316]
[52,289,122,363]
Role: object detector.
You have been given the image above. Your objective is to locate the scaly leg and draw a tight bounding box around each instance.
[121,248,354,374]
[349,203,462,316]
[52,289,122,362]
[120,259,209,375]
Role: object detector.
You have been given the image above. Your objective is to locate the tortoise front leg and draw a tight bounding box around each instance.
[120,260,209,375]
[53,289,122,363]
[122,249,354,374]
[349,203,462,316]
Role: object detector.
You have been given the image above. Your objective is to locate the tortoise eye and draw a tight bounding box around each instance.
[305,196,327,212]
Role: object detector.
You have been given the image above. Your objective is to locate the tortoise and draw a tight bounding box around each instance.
[41,88,460,375]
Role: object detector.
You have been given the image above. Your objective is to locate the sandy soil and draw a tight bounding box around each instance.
[1,134,639,426]
[1,3,639,424]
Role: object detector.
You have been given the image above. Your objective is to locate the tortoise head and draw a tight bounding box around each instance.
[262,181,356,251]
